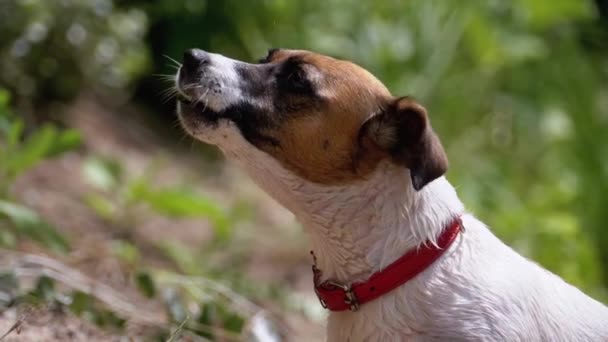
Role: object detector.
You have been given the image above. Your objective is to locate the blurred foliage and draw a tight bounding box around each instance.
[0,0,149,117]
[81,156,238,243]
[0,263,262,341]
[0,91,81,191]
[0,88,79,252]
[79,156,276,339]
[0,2,607,339]
[0,271,137,337]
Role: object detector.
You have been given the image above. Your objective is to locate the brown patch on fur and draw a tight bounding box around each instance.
[252,51,394,184]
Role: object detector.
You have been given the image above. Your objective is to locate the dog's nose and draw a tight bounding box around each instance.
[183,49,209,71]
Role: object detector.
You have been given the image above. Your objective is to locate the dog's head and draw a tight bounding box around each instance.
[176,49,447,191]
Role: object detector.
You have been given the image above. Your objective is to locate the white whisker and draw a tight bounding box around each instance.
[161,87,179,103]
[163,54,182,68]
[195,89,210,106]
[153,74,177,82]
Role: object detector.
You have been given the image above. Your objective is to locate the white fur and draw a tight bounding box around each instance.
[176,52,245,110]
[189,120,608,341]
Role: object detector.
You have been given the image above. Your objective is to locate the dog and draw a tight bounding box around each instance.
[174,48,608,341]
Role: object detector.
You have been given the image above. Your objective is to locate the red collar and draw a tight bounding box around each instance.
[313,216,463,311]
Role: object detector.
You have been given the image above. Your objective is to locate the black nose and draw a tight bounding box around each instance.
[183,49,209,70]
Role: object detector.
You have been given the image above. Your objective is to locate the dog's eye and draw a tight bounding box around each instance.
[287,69,307,88]
[277,57,315,96]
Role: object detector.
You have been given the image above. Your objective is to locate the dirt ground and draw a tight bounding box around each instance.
[0,96,325,341]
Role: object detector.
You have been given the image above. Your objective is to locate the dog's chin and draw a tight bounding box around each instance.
[176,99,223,143]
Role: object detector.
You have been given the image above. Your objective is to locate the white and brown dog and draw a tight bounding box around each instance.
[175,48,608,341]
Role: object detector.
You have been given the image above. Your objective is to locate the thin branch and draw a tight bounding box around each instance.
[0,306,33,341]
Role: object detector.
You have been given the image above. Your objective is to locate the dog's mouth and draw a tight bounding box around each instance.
[176,93,221,124]
[175,73,218,122]
[176,93,231,138]
[175,70,198,106]
[176,67,231,124]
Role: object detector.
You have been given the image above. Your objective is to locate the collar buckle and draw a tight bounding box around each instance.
[325,280,360,311]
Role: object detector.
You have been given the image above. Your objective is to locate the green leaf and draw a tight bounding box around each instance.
[93,308,126,328]
[0,229,16,248]
[515,0,592,29]
[70,291,127,329]
[198,302,213,326]
[132,184,232,241]
[158,241,201,274]
[0,110,79,183]
[24,221,69,253]
[6,117,24,149]
[47,129,81,156]
[0,200,70,253]
[222,311,245,334]
[33,276,56,302]
[132,185,221,217]
[5,124,56,177]
[110,239,140,266]
[0,271,19,308]
[82,157,122,191]
[85,194,117,220]
[70,291,93,315]
[135,271,156,298]
[0,89,10,108]
[0,200,39,225]
[197,302,217,339]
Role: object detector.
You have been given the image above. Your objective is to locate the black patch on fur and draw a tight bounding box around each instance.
[272,57,323,114]
[238,57,324,115]
[276,57,316,97]
[192,101,281,148]
[235,63,272,98]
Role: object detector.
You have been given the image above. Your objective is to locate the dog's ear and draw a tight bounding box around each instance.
[360,97,448,191]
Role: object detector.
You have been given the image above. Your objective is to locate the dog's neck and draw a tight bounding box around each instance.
[220,130,464,284]
[294,162,465,283]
